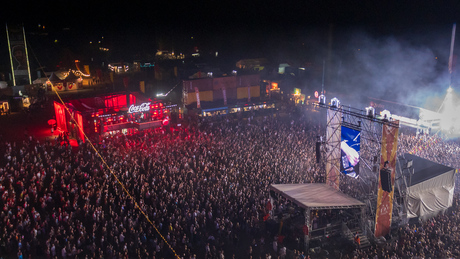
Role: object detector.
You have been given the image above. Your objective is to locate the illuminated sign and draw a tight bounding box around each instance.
[314,91,319,98]
[128,102,151,113]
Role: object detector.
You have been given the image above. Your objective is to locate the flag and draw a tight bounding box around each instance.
[375,121,400,238]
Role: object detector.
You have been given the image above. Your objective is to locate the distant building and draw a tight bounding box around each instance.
[155,50,185,60]
[278,63,291,74]
[236,58,268,72]
[182,74,261,108]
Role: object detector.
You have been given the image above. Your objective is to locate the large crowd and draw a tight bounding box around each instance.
[0,107,459,259]
[345,197,460,259]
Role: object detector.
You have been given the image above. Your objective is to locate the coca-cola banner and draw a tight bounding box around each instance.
[128,102,151,113]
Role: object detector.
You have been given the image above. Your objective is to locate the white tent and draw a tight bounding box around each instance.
[402,154,456,220]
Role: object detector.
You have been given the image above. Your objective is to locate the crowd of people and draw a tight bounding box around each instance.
[0,106,459,259]
[399,132,460,171]
[345,196,460,259]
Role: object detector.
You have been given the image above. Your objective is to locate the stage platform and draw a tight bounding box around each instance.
[270,183,365,210]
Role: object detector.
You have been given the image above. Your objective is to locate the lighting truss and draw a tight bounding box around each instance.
[318,102,400,234]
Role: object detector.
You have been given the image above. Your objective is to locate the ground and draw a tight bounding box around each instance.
[0,87,113,144]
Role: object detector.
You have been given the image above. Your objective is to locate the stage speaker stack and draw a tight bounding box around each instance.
[380,168,392,192]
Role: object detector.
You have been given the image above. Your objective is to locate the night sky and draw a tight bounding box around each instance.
[2,1,459,58]
[1,1,460,109]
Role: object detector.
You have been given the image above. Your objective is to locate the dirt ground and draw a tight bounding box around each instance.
[0,87,114,144]
[0,103,56,144]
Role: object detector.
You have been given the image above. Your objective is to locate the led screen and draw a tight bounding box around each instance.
[340,126,361,178]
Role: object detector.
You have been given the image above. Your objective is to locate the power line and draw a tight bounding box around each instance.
[43,69,180,258]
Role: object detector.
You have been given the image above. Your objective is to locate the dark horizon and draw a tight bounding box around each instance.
[1,1,460,112]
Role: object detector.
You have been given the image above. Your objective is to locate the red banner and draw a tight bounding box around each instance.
[375,121,399,237]
[76,112,85,143]
[54,102,67,132]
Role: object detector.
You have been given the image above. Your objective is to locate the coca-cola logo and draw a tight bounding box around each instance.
[128,102,151,113]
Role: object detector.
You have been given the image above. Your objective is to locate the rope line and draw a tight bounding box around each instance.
[50,81,180,258]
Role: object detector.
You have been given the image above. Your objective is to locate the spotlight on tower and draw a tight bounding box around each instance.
[381,110,391,121]
[319,94,326,105]
[366,107,375,118]
[331,97,340,108]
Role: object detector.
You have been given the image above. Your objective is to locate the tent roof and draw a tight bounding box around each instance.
[65,71,79,81]
[48,72,62,82]
[401,153,455,186]
[270,183,365,210]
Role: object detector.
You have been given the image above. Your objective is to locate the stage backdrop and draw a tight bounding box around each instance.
[375,121,399,238]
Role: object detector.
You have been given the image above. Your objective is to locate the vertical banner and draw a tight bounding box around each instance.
[248,86,251,102]
[375,121,399,238]
[84,65,90,75]
[139,81,145,93]
[195,87,201,109]
[222,87,227,105]
[54,102,68,132]
[123,77,129,88]
[76,113,85,143]
[6,25,31,86]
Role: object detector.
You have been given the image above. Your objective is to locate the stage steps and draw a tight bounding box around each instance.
[348,228,371,249]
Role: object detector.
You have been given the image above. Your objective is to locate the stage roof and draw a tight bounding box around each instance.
[270,183,365,210]
[401,153,455,186]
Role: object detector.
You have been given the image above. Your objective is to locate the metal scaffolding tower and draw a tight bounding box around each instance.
[318,102,400,236]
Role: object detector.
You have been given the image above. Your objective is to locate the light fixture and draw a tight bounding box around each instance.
[319,94,326,105]
[366,107,375,118]
[331,97,340,108]
[381,110,391,121]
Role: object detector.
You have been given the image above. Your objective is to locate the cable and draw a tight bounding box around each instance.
[48,80,180,258]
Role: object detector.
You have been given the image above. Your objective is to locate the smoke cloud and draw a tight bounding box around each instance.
[330,30,456,117]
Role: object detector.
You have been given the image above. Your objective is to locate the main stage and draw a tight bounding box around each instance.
[270,183,365,210]
[269,183,366,251]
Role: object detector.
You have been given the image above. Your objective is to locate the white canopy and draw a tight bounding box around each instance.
[402,154,456,220]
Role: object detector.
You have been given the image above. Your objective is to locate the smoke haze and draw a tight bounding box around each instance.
[328,28,457,117]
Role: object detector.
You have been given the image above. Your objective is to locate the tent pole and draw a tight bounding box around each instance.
[304,208,311,253]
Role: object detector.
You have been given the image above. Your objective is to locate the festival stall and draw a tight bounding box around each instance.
[48,72,65,91]
[54,92,169,143]
[64,70,80,91]
[0,100,9,115]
